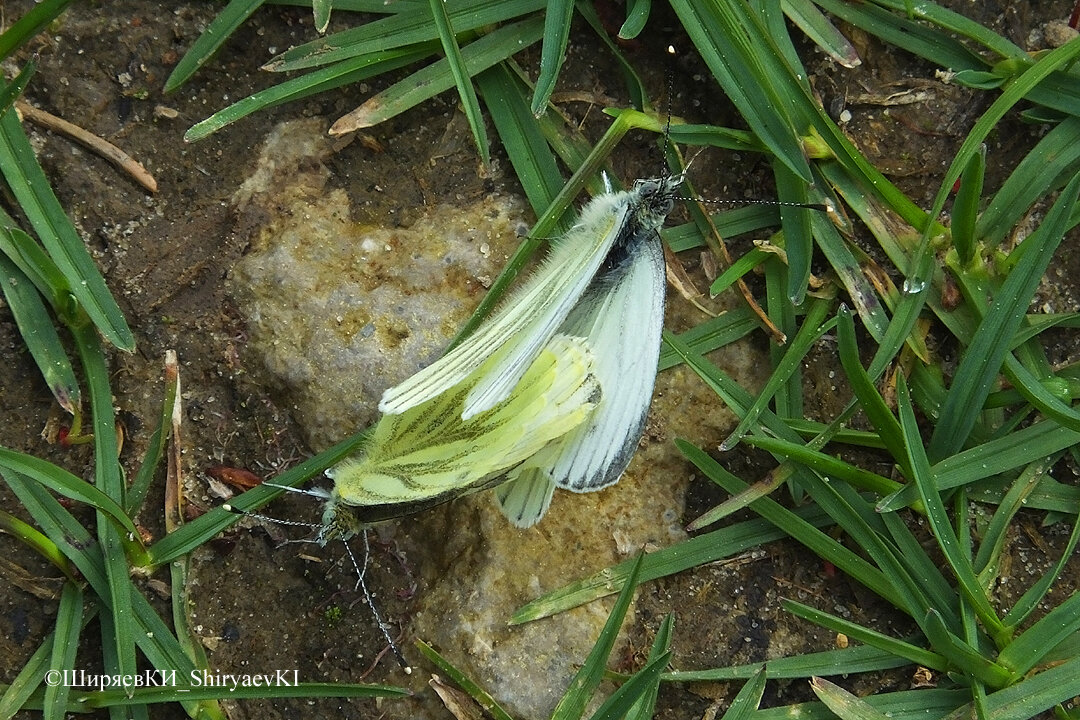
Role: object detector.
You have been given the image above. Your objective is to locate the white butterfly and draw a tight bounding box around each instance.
[327,174,682,529]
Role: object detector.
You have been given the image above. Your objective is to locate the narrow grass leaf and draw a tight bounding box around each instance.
[587,652,671,720]
[330,17,544,133]
[929,170,1080,459]
[0,255,79,414]
[783,599,945,670]
[658,307,758,371]
[43,582,82,720]
[164,0,265,92]
[313,0,332,32]
[951,144,985,266]
[741,436,901,497]
[618,0,651,39]
[551,553,645,720]
[626,613,673,720]
[476,64,564,219]
[530,0,573,115]
[0,0,74,61]
[898,377,1006,639]
[664,644,910,682]
[966,654,1080,720]
[185,45,435,141]
[1003,354,1080,433]
[415,640,515,720]
[717,667,766,720]
[973,118,1080,248]
[974,457,1055,578]
[997,590,1080,678]
[810,676,894,720]
[125,358,178,515]
[267,0,544,71]
[427,0,489,163]
[0,59,35,114]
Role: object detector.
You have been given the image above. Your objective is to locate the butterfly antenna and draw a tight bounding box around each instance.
[222,504,323,533]
[661,44,676,181]
[343,532,412,674]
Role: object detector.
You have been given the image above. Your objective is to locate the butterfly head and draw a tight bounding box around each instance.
[316,490,364,546]
[631,174,685,231]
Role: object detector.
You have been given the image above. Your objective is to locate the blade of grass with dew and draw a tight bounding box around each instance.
[929,170,1080,460]
[415,640,515,720]
[0,59,35,114]
[0,111,133,349]
[313,0,332,32]
[782,599,946,671]
[663,205,781,253]
[0,0,74,61]
[73,323,142,712]
[164,0,265,92]
[618,0,651,40]
[967,654,1080,720]
[626,613,673,720]
[809,211,890,342]
[1002,355,1080,434]
[42,581,82,720]
[950,144,985,267]
[658,306,759,371]
[663,643,912,683]
[715,666,766,720]
[512,503,834,623]
[0,212,77,313]
[550,553,645,720]
[475,63,565,222]
[773,158,815,303]
[0,255,79,414]
[754,688,970,720]
[810,676,893,720]
[586,652,671,720]
[668,0,812,183]
[329,17,543,133]
[530,0,573,115]
[865,0,1025,58]
[427,0,489,163]
[185,44,436,141]
[708,247,769,296]
[897,377,1007,643]
[0,449,139,538]
[267,0,545,71]
[781,0,859,67]
[740,436,901,497]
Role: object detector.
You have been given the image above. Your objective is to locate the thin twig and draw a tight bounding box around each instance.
[16,100,158,193]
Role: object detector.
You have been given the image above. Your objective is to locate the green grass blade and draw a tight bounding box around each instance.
[125,355,178,516]
[415,640,516,720]
[974,119,1080,247]
[313,0,332,32]
[972,654,1080,720]
[268,0,545,71]
[618,0,651,39]
[783,599,945,670]
[0,0,74,61]
[427,0,489,163]
[0,254,79,414]
[719,666,766,720]
[921,609,1012,687]
[782,0,859,67]
[950,144,985,266]
[658,307,759,370]
[475,63,565,218]
[530,0,574,115]
[551,553,645,720]
[43,582,83,720]
[185,45,436,141]
[810,676,893,720]
[587,652,671,720]
[0,111,133,350]
[0,59,35,114]
[664,644,910,682]
[897,377,1005,641]
[626,613,673,720]
[929,170,1080,459]
[164,0,265,92]
[329,17,544,132]
[740,435,901,497]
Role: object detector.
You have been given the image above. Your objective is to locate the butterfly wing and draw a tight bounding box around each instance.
[378,193,632,419]
[328,335,599,521]
[543,230,666,492]
[494,465,557,529]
